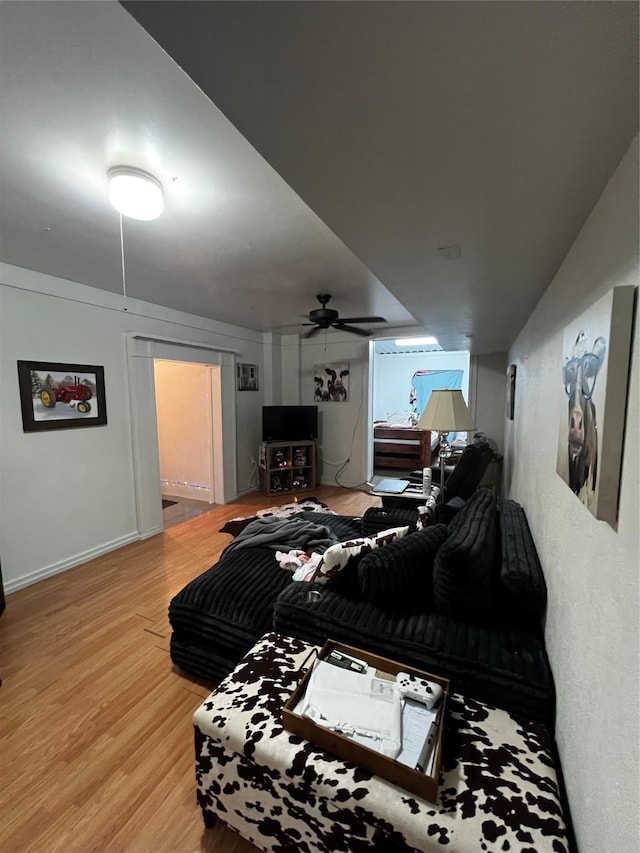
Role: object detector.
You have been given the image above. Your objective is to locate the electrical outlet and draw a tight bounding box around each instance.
[251,457,256,465]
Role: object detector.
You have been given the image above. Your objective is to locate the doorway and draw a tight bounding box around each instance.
[126,334,238,539]
[154,360,220,529]
[368,341,471,478]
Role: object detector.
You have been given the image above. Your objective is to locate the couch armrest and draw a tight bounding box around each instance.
[498,500,547,618]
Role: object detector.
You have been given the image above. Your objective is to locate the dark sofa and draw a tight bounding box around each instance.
[169,489,555,724]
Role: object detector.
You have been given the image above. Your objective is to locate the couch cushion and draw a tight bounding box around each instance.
[273,582,555,723]
[361,506,419,535]
[432,488,497,621]
[169,512,364,683]
[311,526,409,585]
[358,524,447,603]
[499,499,547,618]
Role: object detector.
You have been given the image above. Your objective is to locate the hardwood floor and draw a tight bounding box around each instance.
[0,487,378,853]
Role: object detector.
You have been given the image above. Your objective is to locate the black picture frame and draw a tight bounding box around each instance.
[17,360,108,432]
[237,363,259,391]
[506,364,516,420]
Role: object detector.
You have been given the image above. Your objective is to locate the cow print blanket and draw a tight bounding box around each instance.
[194,633,569,853]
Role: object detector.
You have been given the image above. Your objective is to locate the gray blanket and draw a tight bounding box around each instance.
[222,516,338,557]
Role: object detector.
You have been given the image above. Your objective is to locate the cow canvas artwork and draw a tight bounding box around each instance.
[556,286,635,528]
[313,363,350,402]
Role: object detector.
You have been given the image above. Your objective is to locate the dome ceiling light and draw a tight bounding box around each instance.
[108,166,164,221]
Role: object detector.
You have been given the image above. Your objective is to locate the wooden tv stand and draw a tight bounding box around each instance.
[258,440,316,497]
[373,427,432,470]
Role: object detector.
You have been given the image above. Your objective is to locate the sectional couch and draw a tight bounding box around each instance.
[169,488,555,724]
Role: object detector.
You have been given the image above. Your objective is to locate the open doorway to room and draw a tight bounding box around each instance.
[126,332,237,540]
[369,340,471,478]
[154,359,221,530]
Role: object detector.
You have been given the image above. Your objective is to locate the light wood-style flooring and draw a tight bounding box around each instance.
[0,487,378,853]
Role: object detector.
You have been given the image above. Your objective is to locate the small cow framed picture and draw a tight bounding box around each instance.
[17,360,108,432]
[313,363,350,402]
[555,285,635,528]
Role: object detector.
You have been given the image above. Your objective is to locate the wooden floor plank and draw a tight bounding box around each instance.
[0,486,378,852]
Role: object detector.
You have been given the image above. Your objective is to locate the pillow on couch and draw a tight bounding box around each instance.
[498,499,547,618]
[432,488,497,621]
[358,524,447,604]
[311,526,409,585]
[370,525,410,547]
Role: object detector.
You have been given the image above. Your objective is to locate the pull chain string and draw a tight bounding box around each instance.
[119,212,128,312]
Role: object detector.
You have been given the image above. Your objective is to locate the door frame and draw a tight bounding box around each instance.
[126,333,238,539]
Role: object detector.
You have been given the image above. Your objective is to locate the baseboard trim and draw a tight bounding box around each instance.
[5,532,141,594]
[234,486,258,498]
[140,525,163,540]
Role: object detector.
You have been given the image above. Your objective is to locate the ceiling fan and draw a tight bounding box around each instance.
[301,294,387,338]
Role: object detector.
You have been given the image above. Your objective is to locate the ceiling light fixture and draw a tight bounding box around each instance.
[394,336,439,346]
[108,166,164,221]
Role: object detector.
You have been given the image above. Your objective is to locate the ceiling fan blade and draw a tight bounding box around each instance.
[333,322,371,337]
[303,325,322,339]
[339,316,387,324]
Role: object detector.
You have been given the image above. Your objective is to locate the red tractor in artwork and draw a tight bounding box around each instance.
[40,377,93,414]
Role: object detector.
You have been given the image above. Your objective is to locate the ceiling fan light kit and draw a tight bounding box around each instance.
[302,294,387,338]
[395,336,439,346]
[108,167,164,221]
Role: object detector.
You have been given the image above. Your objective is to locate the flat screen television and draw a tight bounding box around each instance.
[262,405,318,442]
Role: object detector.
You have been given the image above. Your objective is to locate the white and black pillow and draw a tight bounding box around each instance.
[311,526,409,585]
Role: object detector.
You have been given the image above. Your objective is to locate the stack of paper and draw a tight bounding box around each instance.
[295,661,402,757]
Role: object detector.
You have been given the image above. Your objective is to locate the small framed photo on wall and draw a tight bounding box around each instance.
[506,364,516,420]
[237,363,259,391]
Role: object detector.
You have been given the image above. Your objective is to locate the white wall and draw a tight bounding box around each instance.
[300,333,371,486]
[505,136,639,853]
[0,263,264,592]
[300,330,506,486]
[469,352,507,453]
[372,349,470,420]
[154,360,216,502]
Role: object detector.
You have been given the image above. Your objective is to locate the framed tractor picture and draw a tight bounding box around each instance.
[17,361,107,432]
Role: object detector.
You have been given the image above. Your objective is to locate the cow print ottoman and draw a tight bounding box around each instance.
[193,633,569,853]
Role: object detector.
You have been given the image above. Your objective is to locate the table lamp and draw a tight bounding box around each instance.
[417,390,475,501]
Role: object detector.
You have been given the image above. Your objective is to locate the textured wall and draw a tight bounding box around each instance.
[505,136,639,852]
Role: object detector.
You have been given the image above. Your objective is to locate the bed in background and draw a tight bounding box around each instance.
[373,411,438,470]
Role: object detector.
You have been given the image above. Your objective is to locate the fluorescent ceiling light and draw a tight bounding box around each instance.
[394,336,439,346]
[108,167,164,220]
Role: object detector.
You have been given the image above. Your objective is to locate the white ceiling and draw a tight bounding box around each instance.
[1,2,638,353]
[0,1,416,333]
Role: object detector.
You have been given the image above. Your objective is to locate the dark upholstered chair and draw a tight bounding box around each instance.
[442,440,494,502]
[429,440,495,523]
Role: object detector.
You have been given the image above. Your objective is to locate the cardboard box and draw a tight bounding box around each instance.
[282,639,450,802]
